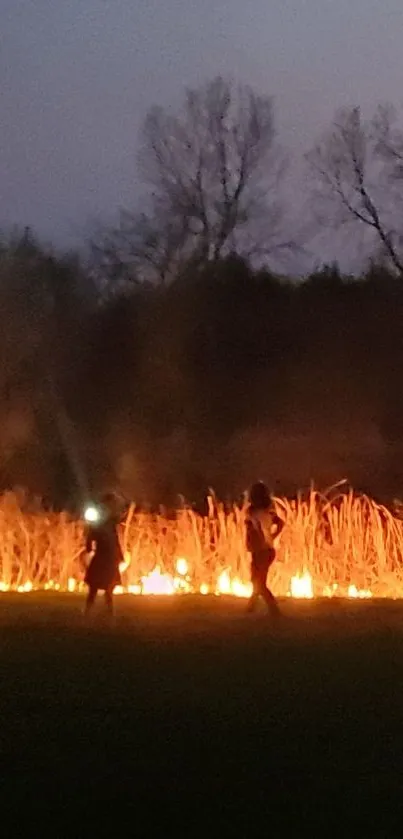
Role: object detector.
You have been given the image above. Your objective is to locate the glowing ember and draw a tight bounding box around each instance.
[0,566,377,601]
[347,584,373,599]
[141,566,176,595]
[17,581,33,593]
[217,569,231,594]
[128,583,142,595]
[229,579,253,598]
[216,570,252,598]
[176,557,188,576]
[289,571,314,599]
[322,583,339,597]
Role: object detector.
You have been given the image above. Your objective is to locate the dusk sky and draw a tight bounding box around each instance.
[2,0,403,260]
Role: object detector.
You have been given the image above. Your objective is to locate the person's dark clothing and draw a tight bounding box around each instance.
[85,518,123,591]
[245,503,284,614]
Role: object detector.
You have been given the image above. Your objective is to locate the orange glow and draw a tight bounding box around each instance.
[141,566,176,595]
[347,584,373,599]
[289,571,314,599]
[176,557,188,576]
[0,489,401,599]
[0,567,376,600]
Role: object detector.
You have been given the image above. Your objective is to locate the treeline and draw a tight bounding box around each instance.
[3,75,403,507]
[1,231,403,508]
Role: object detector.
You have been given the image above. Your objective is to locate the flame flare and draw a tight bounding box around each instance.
[289,571,314,599]
[0,489,397,599]
[0,567,374,600]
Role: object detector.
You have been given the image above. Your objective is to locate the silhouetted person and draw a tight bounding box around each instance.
[245,481,284,616]
[84,493,124,616]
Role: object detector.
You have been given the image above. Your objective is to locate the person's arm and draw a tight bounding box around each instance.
[246,516,261,553]
[111,523,124,565]
[85,527,95,554]
[272,512,285,538]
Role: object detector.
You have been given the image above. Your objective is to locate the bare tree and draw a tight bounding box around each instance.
[307,106,403,275]
[90,206,193,286]
[372,104,403,182]
[93,77,297,284]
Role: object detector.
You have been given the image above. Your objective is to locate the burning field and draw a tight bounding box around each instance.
[2,488,403,832]
[1,487,403,599]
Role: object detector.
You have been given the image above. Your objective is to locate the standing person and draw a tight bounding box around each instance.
[83,493,124,616]
[245,481,284,616]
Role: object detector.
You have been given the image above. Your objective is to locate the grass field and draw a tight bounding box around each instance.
[1,594,403,832]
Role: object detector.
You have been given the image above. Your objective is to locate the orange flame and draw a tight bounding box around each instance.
[0,489,397,599]
[0,567,374,600]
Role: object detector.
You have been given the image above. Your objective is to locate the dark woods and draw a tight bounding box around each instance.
[1,231,403,509]
[3,78,403,508]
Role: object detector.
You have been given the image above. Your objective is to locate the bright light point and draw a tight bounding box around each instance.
[290,571,314,599]
[84,505,101,524]
[128,584,142,595]
[217,570,231,594]
[17,581,33,593]
[200,583,209,595]
[176,557,188,576]
[67,578,76,592]
[141,566,175,595]
[231,578,252,598]
[348,584,372,599]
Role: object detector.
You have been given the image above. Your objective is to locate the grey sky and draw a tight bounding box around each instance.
[1,0,403,261]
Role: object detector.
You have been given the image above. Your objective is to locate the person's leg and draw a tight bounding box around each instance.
[258,550,280,616]
[247,564,260,612]
[247,588,259,613]
[260,581,280,616]
[104,586,114,615]
[85,586,97,613]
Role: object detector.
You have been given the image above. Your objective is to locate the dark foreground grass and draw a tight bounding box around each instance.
[1,595,403,833]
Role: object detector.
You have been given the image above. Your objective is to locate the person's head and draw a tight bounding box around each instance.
[100,491,122,520]
[249,480,271,510]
